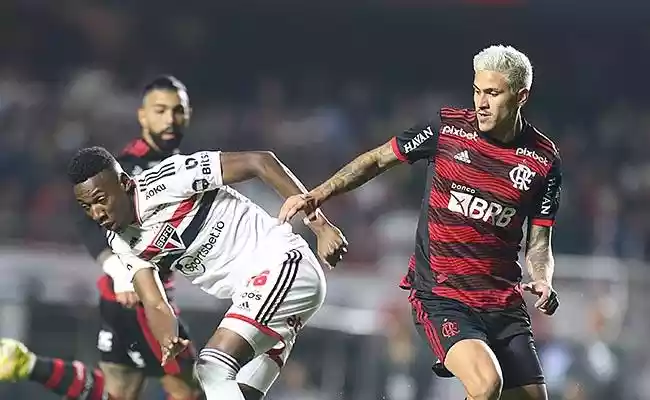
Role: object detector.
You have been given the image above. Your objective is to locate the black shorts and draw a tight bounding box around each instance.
[97,297,195,377]
[409,290,545,389]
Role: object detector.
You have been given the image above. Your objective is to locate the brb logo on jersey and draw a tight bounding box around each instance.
[447,184,516,227]
[174,221,225,276]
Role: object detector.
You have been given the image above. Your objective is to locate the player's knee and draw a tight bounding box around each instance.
[196,348,241,385]
[445,340,503,400]
[465,372,502,400]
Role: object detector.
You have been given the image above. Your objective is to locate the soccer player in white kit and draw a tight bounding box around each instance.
[67,146,347,400]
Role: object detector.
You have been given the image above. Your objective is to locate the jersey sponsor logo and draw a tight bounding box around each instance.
[143,183,166,199]
[403,126,435,154]
[154,223,186,251]
[174,221,225,276]
[453,150,471,164]
[540,176,560,215]
[447,190,516,227]
[192,178,210,192]
[185,152,213,176]
[515,148,548,165]
[509,164,536,191]
[450,182,476,194]
[440,125,478,141]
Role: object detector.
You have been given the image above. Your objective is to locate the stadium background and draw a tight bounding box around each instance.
[0,1,648,399]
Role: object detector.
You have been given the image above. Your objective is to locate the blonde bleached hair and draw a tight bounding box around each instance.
[473,45,533,92]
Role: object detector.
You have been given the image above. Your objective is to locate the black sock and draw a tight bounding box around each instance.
[29,356,111,399]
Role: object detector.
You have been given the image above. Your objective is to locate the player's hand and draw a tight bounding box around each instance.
[160,336,190,366]
[315,223,348,269]
[522,280,559,315]
[115,291,140,308]
[278,193,320,224]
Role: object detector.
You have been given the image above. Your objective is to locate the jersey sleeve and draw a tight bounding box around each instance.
[390,121,439,164]
[530,156,562,226]
[137,151,223,198]
[106,231,157,283]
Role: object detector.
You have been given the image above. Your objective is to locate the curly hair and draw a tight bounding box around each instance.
[67,146,116,184]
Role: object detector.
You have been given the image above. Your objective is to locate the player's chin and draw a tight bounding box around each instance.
[477,120,496,132]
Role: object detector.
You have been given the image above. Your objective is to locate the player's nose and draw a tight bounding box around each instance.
[89,205,107,222]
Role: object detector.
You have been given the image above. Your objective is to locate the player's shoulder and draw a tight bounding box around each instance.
[439,106,476,122]
[525,121,560,159]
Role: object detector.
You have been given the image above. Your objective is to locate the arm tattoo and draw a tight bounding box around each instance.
[314,141,399,201]
[525,225,554,283]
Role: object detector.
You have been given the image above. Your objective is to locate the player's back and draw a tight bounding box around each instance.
[403,107,561,310]
[111,151,307,298]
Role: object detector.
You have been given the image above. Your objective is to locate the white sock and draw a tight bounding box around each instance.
[196,348,246,400]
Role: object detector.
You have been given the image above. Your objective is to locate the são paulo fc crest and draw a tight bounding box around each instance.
[509,164,536,191]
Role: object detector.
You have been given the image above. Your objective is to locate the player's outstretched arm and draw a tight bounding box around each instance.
[277,140,401,223]
[522,225,559,315]
[131,267,186,364]
[220,151,329,227]
[219,151,348,266]
[311,140,401,205]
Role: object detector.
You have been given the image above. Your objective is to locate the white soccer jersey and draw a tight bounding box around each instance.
[107,151,308,298]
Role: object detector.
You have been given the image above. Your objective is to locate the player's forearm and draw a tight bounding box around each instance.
[143,302,180,346]
[133,269,179,344]
[525,249,554,284]
[311,141,399,204]
[254,152,331,229]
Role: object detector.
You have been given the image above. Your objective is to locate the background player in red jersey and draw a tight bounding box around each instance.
[279,44,561,400]
[0,76,202,400]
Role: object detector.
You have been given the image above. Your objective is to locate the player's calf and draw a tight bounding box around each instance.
[444,339,503,400]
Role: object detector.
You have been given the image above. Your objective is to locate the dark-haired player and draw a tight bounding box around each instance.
[279,44,561,400]
[66,146,346,400]
[0,76,201,400]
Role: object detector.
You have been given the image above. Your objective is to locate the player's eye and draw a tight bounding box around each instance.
[97,197,107,204]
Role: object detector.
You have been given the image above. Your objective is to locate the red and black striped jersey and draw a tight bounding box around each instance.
[395,107,562,311]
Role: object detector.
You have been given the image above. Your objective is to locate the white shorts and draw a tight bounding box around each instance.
[218,245,326,393]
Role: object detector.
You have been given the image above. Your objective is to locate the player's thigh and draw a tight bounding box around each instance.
[491,333,546,394]
[97,300,145,398]
[98,361,146,400]
[219,247,326,359]
[409,292,502,395]
[486,305,545,392]
[159,373,202,400]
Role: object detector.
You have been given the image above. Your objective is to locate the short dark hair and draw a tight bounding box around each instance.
[142,75,187,97]
[67,146,116,184]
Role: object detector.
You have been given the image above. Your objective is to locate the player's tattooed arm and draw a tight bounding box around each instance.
[131,267,180,345]
[310,140,401,205]
[525,225,555,284]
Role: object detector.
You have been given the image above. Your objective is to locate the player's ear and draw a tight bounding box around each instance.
[137,107,147,129]
[119,173,134,192]
[516,88,530,108]
[185,106,193,125]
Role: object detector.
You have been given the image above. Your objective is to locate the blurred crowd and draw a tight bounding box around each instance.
[2,65,650,265]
